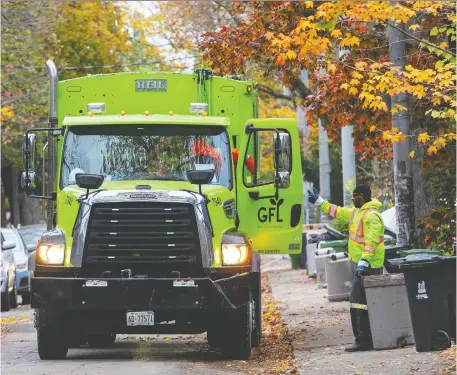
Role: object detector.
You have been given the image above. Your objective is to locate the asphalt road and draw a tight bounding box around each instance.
[1,256,287,374]
[1,302,242,375]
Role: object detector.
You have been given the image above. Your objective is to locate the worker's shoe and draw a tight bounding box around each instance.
[344,341,373,352]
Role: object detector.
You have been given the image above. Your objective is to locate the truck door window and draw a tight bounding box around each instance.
[243,130,276,187]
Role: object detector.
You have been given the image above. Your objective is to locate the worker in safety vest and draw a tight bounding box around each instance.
[308,184,385,352]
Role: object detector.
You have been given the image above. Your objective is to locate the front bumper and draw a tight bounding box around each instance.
[31,273,251,311]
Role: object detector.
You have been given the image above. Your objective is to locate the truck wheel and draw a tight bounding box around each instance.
[87,333,116,348]
[251,273,262,347]
[36,308,68,360]
[21,292,31,305]
[9,284,18,309]
[207,324,224,349]
[1,291,10,312]
[220,302,253,360]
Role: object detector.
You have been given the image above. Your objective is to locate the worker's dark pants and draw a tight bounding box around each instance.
[349,264,383,345]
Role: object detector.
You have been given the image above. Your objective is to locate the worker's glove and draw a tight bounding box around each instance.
[307,187,324,206]
[356,259,370,276]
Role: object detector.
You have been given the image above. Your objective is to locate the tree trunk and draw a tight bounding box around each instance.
[389,21,415,246]
[19,192,42,225]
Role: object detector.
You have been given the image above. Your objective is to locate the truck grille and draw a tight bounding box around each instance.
[84,202,200,265]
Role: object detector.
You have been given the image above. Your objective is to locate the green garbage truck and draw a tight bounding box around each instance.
[22,60,304,360]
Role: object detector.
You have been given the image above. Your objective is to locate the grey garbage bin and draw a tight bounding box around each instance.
[315,248,335,289]
[363,273,415,350]
[306,233,320,278]
[325,252,354,302]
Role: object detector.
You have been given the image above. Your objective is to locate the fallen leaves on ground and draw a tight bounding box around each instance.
[1,316,31,325]
[0,316,31,336]
[438,344,456,374]
[222,273,298,375]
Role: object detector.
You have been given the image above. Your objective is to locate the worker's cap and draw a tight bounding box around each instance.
[352,184,371,200]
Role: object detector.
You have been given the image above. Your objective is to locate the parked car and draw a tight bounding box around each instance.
[18,223,47,304]
[1,228,31,305]
[18,223,47,253]
[1,232,17,311]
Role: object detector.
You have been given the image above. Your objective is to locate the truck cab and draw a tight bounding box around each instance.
[22,61,303,360]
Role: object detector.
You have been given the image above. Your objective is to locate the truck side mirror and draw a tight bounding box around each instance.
[274,132,291,188]
[76,173,105,190]
[22,133,37,171]
[187,169,215,194]
[21,133,37,191]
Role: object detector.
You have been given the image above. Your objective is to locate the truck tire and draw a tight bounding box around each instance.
[251,273,262,347]
[220,302,253,360]
[87,333,116,348]
[21,292,31,305]
[9,284,18,309]
[207,324,224,349]
[36,308,68,360]
[1,291,10,312]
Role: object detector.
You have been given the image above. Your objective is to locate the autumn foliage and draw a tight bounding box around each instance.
[201,1,456,250]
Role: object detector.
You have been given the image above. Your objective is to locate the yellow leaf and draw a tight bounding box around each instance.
[391,108,398,115]
[392,127,399,133]
[439,42,448,49]
[382,131,392,141]
[340,83,349,90]
[331,29,342,38]
[427,145,438,155]
[286,50,297,60]
[417,132,430,144]
[305,1,314,9]
[409,24,420,31]
[327,63,336,74]
[369,125,376,133]
[392,132,406,143]
[408,150,415,158]
[349,87,358,96]
[433,137,446,149]
[445,133,457,141]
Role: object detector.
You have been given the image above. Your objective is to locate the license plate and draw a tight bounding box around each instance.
[126,311,154,326]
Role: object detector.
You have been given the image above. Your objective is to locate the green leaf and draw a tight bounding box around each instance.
[430,27,439,36]
[431,110,441,118]
[435,60,444,69]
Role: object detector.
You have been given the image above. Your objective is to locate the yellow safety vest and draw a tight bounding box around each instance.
[319,199,385,268]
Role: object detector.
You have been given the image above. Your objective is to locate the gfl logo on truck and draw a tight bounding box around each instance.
[257,198,284,223]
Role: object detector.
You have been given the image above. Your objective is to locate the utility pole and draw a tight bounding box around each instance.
[389,21,415,246]
[341,125,356,207]
[319,118,331,223]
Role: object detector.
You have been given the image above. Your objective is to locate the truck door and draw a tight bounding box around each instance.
[236,118,303,254]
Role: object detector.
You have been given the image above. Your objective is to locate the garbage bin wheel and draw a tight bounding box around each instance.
[431,330,450,351]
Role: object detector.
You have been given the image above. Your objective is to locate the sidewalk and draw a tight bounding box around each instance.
[266,258,454,375]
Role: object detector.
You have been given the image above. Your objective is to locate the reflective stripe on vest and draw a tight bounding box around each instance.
[348,208,383,247]
[327,204,339,218]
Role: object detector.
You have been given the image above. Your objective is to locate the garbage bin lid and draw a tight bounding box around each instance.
[387,254,455,269]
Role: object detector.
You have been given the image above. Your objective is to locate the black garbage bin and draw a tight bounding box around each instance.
[300,233,307,269]
[387,255,456,352]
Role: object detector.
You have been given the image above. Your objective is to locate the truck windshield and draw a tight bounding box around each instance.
[61,125,231,189]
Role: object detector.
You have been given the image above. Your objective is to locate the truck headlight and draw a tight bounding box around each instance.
[35,228,66,266]
[222,244,249,266]
[37,244,65,265]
